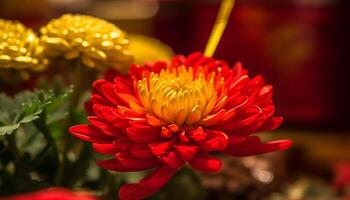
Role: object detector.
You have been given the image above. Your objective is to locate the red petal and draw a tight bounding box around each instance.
[97,107,127,128]
[259,117,283,132]
[113,137,134,151]
[211,95,228,114]
[69,125,112,143]
[221,108,236,122]
[91,94,113,107]
[172,55,186,67]
[129,100,147,114]
[146,114,166,126]
[116,152,159,169]
[257,85,273,102]
[126,127,159,143]
[93,143,119,155]
[227,75,249,93]
[262,105,275,119]
[194,56,214,67]
[92,79,108,94]
[88,116,122,137]
[217,111,262,132]
[189,153,222,173]
[178,130,190,143]
[230,116,265,135]
[175,145,198,161]
[199,130,228,152]
[224,136,293,156]
[160,127,173,138]
[129,121,156,129]
[245,91,260,106]
[185,52,203,66]
[101,83,120,106]
[231,62,247,77]
[152,61,168,73]
[119,165,176,200]
[117,93,141,106]
[160,151,185,169]
[199,109,226,126]
[249,75,265,89]
[5,188,97,200]
[168,124,180,133]
[130,144,155,159]
[225,96,248,109]
[149,140,174,156]
[114,77,133,94]
[117,106,145,118]
[188,127,207,142]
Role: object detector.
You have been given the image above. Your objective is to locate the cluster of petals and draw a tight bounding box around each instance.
[70,52,292,200]
[40,14,132,72]
[0,19,47,83]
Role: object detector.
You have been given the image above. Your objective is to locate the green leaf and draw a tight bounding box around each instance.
[0,94,17,125]
[0,124,20,135]
[0,94,42,136]
[45,86,73,124]
[0,87,73,136]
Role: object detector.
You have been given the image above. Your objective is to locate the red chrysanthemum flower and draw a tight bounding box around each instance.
[70,52,292,200]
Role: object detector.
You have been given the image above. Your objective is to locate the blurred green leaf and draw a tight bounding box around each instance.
[46,86,73,124]
[0,93,43,136]
[0,124,22,136]
[0,87,73,136]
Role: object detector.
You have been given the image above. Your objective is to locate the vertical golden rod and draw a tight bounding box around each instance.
[204,0,235,57]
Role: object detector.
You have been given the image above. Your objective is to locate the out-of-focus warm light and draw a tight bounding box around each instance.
[85,0,159,20]
[242,157,256,168]
[48,0,92,10]
[252,169,274,184]
[287,179,310,199]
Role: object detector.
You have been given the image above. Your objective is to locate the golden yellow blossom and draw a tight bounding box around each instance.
[0,19,47,83]
[137,66,219,126]
[40,14,133,73]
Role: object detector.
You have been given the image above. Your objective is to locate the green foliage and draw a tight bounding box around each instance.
[0,92,41,136]
[0,88,73,136]
[0,88,73,195]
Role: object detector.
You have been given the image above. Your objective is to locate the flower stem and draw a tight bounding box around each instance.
[71,60,83,107]
[55,60,85,185]
[5,134,22,178]
[33,110,59,169]
[204,0,235,57]
[54,137,67,185]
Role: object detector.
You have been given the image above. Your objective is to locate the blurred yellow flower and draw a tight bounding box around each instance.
[40,14,133,73]
[0,19,47,83]
[129,34,174,64]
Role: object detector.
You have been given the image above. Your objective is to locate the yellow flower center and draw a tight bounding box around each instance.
[137,66,218,126]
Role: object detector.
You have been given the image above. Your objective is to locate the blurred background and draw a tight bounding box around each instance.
[1,0,349,199]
